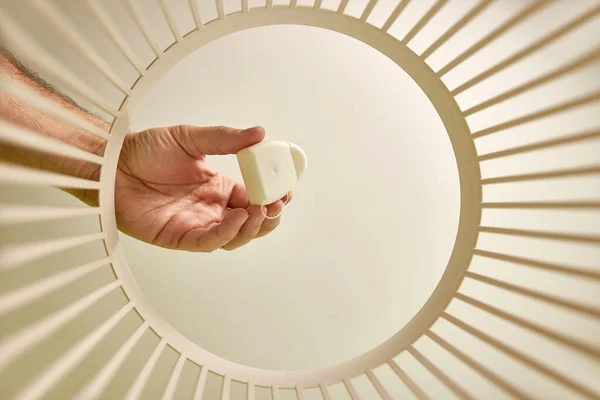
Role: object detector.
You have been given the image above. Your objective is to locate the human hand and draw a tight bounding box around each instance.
[114,125,291,252]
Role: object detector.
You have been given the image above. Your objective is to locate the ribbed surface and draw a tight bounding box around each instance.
[0,0,598,399]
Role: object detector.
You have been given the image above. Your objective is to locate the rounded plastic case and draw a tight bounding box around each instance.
[237,141,307,206]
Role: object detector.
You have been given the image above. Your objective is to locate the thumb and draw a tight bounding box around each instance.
[181,125,265,156]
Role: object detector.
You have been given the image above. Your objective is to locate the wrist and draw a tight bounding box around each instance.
[78,131,107,181]
[56,133,105,207]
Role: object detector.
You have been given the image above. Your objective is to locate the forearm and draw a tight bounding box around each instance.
[0,48,109,206]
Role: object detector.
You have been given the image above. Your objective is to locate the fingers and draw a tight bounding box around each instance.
[222,192,292,249]
[283,191,293,205]
[228,182,250,209]
[219,191,293,250]
[255,200,284,239]
[180,209,248,252]
[229,185,291,210]
[221,206,265,251]
[175,125,265,156]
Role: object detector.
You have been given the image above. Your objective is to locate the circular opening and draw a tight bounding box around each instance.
[121,25,460,370]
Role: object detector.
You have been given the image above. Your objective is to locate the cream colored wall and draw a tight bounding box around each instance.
[1,0,599,399]
[123,22,459,372]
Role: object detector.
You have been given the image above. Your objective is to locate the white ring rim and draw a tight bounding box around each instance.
[99,7,482,387]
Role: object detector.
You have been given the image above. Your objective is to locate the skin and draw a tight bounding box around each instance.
[0,49,290,252]
[115,124,291,251]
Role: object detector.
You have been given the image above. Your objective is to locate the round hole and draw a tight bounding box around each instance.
[121,25,461,371]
